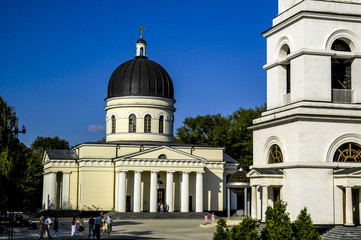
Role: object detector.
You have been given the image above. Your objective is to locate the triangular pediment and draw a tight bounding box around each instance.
[117,146,205,161]
[247,169,261,177]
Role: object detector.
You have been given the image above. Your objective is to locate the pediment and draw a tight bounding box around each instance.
[247,169,261,177]
[117,146,205,161]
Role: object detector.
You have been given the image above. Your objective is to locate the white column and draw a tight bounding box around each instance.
[117,170,127,212]
[181,171,190,212]
[262,186,269,222]
[149,171,159,212]
[227,188,231,219]
[345,186,354,226]
[166,171,174,212]
[62,172,70,210]
[42,174,47,209]
[133,171,142,212]
[195,171,204,212]
[244,187,248,217]
[251,186,257,219]
[48,172,57,210]
[359,188,361,224]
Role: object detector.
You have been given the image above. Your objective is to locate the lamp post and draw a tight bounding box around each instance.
[7,117,26,240]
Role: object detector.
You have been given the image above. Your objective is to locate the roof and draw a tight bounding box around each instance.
[107,57,174,100]
[334,167,361,175]
[46,149,77,160]
[223,153,237,163]
[252,168,283,175]
[137,38,146,43]
[228,169,249,183]
[76,141,223,149]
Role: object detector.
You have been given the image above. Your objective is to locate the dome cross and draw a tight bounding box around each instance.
[138,25,145,39]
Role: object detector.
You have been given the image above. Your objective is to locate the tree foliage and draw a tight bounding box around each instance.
[175,104,266,169]
[292,208,321,240]
[231,217,259,240]
[0,96,70,213]
[213,218,231,240]
[261,200,293,240]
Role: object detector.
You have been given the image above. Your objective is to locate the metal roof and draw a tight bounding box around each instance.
[107,57,174,100]
[334,167,361,175]
[46,149,77,160]
[223,153,237,163]
[253,168,283,175]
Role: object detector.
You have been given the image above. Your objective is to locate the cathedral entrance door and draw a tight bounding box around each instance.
[352,189,360,225]
[126,196,131,212]
[157,189,165,203]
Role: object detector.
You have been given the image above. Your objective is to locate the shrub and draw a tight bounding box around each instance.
[232,217,259,240]
[292,208,321,240]
[213,218,230,240]
[261,200,293,240]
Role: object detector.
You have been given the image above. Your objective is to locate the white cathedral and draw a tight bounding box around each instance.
[43,0,361,226]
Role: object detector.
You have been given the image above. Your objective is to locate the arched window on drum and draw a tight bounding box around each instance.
[268,144,283,164]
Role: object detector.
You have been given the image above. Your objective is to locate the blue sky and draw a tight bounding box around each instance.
[0,0,278,147]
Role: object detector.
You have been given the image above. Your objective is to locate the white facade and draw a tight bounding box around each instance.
[249,0,361,225]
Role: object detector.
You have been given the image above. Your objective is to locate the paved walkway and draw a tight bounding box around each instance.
[0,219,216,240]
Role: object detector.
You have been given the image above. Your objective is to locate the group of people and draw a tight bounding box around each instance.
[88,212,113,239]
[39,215,59,239]
[204,212,216,225]
[39,212,112,239]
[157,202,169,213]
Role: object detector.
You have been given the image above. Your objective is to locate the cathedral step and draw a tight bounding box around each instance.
[322,226,361,240]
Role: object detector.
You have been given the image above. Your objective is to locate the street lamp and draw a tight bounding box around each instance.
[7,117,26,240]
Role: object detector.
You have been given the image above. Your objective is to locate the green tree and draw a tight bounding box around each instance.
[0,96,28,213]
[261,200,293,240]
[213,218,231,240]
[175,104,266,170]
[231,217,259,240]
[292,208,321,240]
[21,136,70,211]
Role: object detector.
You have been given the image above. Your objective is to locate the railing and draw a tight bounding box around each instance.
[284,93,291,105]
[332,89,353,103]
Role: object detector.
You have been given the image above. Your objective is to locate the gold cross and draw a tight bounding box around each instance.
[138,25,145,39]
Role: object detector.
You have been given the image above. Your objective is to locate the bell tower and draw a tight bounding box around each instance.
[249,0,361,225]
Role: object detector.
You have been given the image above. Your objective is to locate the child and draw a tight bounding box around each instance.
[102,219,107,234]
[211,212,215,224]
[204,214,208,225]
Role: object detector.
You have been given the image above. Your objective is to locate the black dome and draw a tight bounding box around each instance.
[107,56,174,100]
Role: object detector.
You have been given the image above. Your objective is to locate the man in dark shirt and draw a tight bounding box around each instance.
[88,216,95,238]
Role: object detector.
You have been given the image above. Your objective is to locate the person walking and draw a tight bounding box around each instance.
[211,212,215,224]
[106,215,112,234]
[44,216,52,238]
[204,214,208,225]
[88,216,95,239]
[71,217,77,236]
[50,216,59,239]
[78,217,84,235]
[94,215,102,240]
[39,216,46,239]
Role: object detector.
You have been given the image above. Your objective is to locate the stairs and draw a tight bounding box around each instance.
[322,226,361,240]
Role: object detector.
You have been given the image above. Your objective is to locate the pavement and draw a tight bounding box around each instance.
[0,218,217,240]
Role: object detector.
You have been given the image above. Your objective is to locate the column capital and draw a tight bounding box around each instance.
[196,171,205,174]
[116,170,128,173]
[62,171,71,174]
[166,171,175,174]
[182,171,191,174]
[151,170,159,173]
[134,170,143,173]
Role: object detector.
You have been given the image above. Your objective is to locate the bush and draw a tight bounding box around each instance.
[261,200,293,240]
[292,208,321,240]
[213,218,231,240]
[231,217,259,240]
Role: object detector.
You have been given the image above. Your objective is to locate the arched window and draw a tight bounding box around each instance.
[129,114,136,132]
[140,47,144,56]
[331,39,352,102]
[159,116,164,133]
[268,144,283,164]
[333,142,361,162]
[144,114,151,133]
[280,44,291,104]
[111,115,116,133]
[158,154,167,159]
